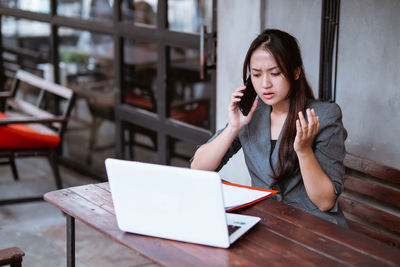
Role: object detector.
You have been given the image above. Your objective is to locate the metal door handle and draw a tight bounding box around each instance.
[200,25,207,80]
[200,25,216,80]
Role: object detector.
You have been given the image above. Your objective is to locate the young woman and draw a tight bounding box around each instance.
[191,29,347,226]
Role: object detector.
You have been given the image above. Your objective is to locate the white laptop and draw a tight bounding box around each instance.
[105,158,260,248]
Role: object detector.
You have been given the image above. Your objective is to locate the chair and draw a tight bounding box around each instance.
[123,91,209,160]
[70,64,209,164]
[0,247,25,267]
[0,69,76,205]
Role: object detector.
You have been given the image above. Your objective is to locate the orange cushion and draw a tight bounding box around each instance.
[0,112,60,149]
[125,92,154,109]
[125,92,207,125]
[170,103,207,125]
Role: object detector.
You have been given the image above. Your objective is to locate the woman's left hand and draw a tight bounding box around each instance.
[294,108,320,155]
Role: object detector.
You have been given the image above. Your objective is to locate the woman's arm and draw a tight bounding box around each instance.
[191,86,258,171]
[294,108,337,211]
[190,124,240,171]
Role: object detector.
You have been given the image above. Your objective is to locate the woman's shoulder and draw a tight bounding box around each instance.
[306,99,343,121]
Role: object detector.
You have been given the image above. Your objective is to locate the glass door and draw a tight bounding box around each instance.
[116,0,217,167]
[0,0,217,178]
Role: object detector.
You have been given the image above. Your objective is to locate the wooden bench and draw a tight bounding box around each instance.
[0,247,25,267]
[339,153,400,247]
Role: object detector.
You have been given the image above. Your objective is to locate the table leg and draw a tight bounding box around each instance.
[66,214,75,267]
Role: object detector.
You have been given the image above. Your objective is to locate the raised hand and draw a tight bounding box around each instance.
[294,108,320,154]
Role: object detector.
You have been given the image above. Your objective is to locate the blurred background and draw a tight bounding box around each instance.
[1,0,216,180]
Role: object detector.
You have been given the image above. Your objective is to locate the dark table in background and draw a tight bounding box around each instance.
[44,183,400,267]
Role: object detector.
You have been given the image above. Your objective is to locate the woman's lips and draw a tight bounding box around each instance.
[264,92,275,99]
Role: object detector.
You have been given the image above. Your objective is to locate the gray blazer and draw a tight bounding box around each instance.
[210,99,348,227]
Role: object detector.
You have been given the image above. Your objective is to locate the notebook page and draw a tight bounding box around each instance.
[222,183,272,211]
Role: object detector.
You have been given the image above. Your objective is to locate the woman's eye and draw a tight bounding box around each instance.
[252,74,260,78]
[271,72,281,76]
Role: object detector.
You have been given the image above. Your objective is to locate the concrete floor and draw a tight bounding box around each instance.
[0,157,158,267]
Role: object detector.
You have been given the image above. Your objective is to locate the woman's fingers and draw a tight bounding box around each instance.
[296,119,303,138]
[235,86,246,93]
[230,87,243,107]
[298,111,308,133]
[229,86,248,115]
[231,86,246,102]
[307,109,314,128]
[312,109,321,133]
[298,109,321,137]
[308,109,320,134]
[295,109,320,153]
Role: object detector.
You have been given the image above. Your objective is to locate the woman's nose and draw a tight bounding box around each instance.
[262,75,271,88]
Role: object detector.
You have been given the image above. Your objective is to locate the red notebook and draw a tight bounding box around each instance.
[222,180,278,212]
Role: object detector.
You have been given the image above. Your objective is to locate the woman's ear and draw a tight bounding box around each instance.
[294,67,301,80]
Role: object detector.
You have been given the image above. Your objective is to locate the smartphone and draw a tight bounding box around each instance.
[238,77,257,116]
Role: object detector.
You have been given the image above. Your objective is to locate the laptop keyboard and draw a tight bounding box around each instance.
[228,224,241,236]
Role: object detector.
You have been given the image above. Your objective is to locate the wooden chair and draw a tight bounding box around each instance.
[0,69,75,205]
[2,43,46,80]
[339,153,400,247]
[122,64,209,160]
[0,247,25,267]
[69,65,209,164]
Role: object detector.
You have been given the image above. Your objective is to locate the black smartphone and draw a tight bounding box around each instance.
[238,77,257,116]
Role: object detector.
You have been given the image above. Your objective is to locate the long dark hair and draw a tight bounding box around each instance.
[242,29,315,184]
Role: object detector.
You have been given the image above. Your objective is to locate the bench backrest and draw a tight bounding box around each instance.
[340,153,400,247]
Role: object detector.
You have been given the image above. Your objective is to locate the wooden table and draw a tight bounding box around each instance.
[44,183,400,267]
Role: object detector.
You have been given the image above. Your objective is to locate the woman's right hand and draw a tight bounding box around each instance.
[191,85,257,171]
[228,86,258,132]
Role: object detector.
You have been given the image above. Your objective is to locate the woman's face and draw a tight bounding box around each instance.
[249,47,291,110]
